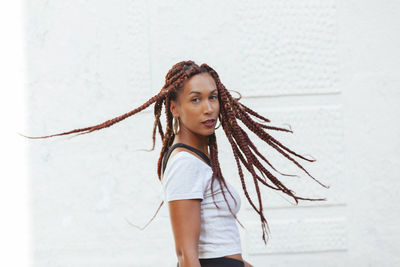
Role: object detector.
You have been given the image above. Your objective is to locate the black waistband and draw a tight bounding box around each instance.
[162,143,211,175]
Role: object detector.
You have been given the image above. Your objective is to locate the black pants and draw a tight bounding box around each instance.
[177,256,245,267]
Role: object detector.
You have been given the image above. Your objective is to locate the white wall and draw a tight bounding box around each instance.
[25,0,400,266]
[0,1,31,267]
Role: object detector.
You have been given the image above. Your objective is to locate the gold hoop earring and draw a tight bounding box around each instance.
[215,114,222,129]
[173,116,180,135]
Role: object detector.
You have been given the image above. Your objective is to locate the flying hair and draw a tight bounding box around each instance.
[19,60,330,245]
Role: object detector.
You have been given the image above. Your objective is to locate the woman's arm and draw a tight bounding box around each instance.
[168,198,202,267]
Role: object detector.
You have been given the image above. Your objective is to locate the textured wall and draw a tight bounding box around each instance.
[26,0,400,266]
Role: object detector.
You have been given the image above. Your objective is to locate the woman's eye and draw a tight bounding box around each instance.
[192,95,217,103]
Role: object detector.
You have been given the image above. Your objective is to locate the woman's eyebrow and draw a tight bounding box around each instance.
[189,89,218,95]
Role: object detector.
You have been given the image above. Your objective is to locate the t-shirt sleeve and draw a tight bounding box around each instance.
[161,154,206,202]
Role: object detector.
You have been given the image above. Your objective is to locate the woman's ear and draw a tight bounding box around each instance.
[170,100,178,118]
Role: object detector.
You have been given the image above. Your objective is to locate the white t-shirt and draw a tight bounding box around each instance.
[161,151,242,259]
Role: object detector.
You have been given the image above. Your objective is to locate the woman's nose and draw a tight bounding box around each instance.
[203,100,213,112]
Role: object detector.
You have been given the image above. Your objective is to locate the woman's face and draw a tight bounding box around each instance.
[170,72,220,137]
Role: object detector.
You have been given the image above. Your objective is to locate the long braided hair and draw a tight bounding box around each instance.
[20,60,330,245]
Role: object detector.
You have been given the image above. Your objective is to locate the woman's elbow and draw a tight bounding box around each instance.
[176,246,198,259]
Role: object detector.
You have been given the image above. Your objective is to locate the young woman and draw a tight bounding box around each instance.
[160,70,248,267]
[21,60,329,267]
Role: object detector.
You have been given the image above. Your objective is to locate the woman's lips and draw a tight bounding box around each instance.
[202,119,216,127]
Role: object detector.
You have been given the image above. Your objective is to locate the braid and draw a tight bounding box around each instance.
[18,89,169,139]
[157,95,174,179]
[144,98,163,152]
[208,133,245,230]
[20,60,329,245]
[202,63,329,244]
[211,68,272,244]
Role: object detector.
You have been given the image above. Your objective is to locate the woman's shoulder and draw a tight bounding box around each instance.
[168,147,209,167]
[166,150,203,171]
[162,150,209,180]
[161,150,209,201]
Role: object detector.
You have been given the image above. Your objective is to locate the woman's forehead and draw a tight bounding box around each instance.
[182,73,217,95]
